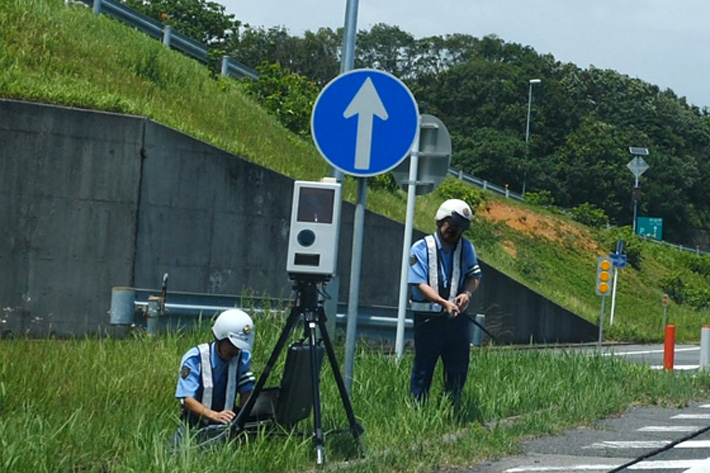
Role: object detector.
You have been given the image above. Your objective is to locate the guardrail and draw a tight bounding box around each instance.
[643,236,710,256]
[110,287,413,341]
[80,0,257,79]
[448,168,525,201]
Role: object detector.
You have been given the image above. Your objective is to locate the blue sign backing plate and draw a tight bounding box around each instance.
[311,69,419,177]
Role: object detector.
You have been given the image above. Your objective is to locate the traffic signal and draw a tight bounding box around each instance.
[596,256,612,296]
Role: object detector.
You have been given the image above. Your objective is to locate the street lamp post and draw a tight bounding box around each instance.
[522,78,541,195]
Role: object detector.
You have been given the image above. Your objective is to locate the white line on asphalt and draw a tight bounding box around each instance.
[582,440,670,449]
[638,426,701,432]
[650,365,699,370]
[672,414,710,420]
[628,457,710,470]
[604,347,700,357]
[676,440,710,448]
[505,465,621,472]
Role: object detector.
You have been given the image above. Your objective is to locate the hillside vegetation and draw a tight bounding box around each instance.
[2,0,710,342]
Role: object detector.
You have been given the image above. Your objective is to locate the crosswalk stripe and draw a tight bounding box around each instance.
[628,457,710,470]
[505,465,621,472]
[638,426,701,432]
[672,413,710,420]
[582,440,670,449]
[676,440,710,448]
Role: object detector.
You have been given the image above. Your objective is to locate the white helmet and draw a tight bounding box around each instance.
[212,309,254,351]
[435,199,472,230]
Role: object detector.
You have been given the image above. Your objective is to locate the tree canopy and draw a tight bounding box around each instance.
[119,3,710,242]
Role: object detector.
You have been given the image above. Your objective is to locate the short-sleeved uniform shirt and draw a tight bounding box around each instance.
[408,232,482,303]
[175,342,254,411]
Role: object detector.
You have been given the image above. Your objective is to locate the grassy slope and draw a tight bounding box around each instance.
[2,0,710,342]
[3,3,710,471]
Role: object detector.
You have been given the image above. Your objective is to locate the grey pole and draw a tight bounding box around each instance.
[340,0,359,74]
[221,55,229,77]
[598,295,606,352]
[344,177,367,393]
[395,131,421,359]
[632,175,639,234]
[522,79,540,196]
[162,25,172,47]
[340,0,360,394]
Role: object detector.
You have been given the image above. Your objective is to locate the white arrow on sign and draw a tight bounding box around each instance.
[343,77,388,170]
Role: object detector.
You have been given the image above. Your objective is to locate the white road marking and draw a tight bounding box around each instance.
[505,465,621,472]
[676,440,710,448]
[638,426,701,432]
[672,414,710,420]
[604,347,700,357]
[628,457,710,470]
[650,365,699,370]
[582,440,670,449]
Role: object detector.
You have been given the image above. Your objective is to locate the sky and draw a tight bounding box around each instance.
[221,0,710,109]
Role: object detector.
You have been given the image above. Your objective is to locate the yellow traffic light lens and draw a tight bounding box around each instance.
[599,272,610,282]
[598,282,610,293]
[600,260,611,271]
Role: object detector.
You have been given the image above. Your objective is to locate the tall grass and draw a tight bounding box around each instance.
[2,313,709,472]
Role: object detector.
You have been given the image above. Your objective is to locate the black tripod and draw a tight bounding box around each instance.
[231,277,364,466]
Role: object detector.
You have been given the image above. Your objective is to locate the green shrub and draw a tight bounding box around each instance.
[525,190,555,207]
[242,62,318,137]
[686,287,710,310]
[571,202,609,228]
[660,271,686,305]
[369,172,400,193]
[600,227,643,270]
[436,179,485,212]
[681,253,710,278]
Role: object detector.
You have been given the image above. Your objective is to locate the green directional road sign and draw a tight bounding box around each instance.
[636,216,663,240]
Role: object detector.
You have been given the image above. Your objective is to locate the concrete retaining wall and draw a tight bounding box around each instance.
[0,99,597,343]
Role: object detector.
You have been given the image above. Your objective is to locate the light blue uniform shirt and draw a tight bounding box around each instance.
[175,342,253,411]
[408,232,482,303]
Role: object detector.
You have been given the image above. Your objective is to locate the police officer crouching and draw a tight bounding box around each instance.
[172,309,256,448]
[408,199,482,407]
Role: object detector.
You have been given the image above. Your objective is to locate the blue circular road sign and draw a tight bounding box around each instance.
[311,69,419,177]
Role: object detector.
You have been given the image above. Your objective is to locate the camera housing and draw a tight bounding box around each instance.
[286,179,342,280]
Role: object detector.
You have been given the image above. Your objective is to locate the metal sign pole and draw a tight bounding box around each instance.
[339,0,360,395]
[344,178,366,393]
[394,131,421,359]
[598,295,606,352]
[609,267,619,326]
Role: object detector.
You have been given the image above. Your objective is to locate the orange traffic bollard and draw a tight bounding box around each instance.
[664,324,676,371]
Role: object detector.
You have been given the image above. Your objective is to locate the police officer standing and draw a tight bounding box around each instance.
[408,199,482,405]
[173,309,256,444]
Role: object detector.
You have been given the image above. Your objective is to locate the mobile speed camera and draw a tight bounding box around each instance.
[286,179,342,279]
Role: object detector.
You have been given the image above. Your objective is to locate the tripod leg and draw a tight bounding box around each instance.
[316,310,365,453]
[232,306,301,434]
[305,313,326,466]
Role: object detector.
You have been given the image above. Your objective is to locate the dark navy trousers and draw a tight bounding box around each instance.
[410,312,471,401]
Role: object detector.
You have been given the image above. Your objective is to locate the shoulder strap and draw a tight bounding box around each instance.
[424,235,438,293]
[198,343,213,409]
[224,355,238,410]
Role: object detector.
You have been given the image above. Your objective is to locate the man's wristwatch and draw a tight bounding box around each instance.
[464,290,473,299]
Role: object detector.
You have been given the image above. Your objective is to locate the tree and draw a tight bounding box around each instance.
[242,62,319,138]
[121,0,239,47]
